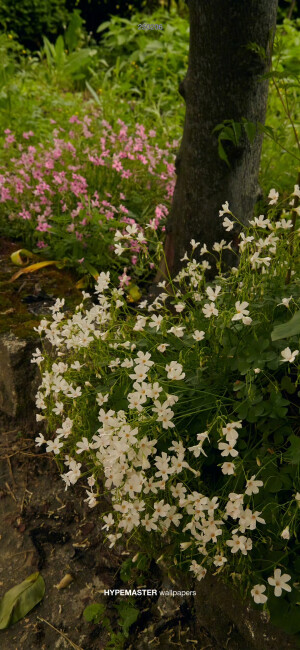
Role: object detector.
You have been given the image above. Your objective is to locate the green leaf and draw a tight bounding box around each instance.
[271,310,300,340]
[285,435,300,464]
[97,21,111,34]
[120,558,133,582]
[280,375,296,394]
[0,572,45,629]
[242,120,257,144]
[217,140,230,167]
[116,602,139,637]
[83,603,106,624]
[85,81,102,106]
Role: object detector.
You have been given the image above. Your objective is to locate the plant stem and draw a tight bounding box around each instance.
[285,171,300,285]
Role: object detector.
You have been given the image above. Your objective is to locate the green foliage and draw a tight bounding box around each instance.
[41,32,97,85]
[272,310,300,340]
[83,602,106,623]
[0,0,70,49]
[260,19,300,193]
[115,600,139,637]
[0,573,45,629]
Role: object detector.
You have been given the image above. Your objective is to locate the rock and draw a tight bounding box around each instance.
[0,333,39,423]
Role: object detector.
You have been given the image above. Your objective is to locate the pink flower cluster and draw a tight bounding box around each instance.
[0,114,177,282]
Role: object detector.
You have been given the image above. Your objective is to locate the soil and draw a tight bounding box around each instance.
[0,423,216,650]
[0,238,82,338]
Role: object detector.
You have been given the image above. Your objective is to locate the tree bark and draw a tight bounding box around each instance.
[159,0,278,279]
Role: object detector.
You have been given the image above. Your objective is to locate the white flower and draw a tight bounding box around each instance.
[149,314,163,331]
[219,201,230,216]
[275,219,293,230]
[141,514,158,531]
[277,297,292,308]
[295,492,300,504]
[268,569,291,597]
[153,500,171,519]
[76,437,90,454]
[192,330,205,341]
[218,441,238,457]
[31,348,44,365]
[56,418,73,438]
[231,301,250,321]
[202,302,218,318]
[226,534,245,553]
[222,217,234,231]
[158,408,175,429]
[114,243,126,256]
[293,184,300,198]
[167,325,185,338]
[180,252,189,262]
[249,215,270,229]
[174,302,186,313]
[213,554,227,567]
[102,513,114,530]
[134,351,154,367]
[166,361,185,381]
[189,561,207,581]
[107,533,122,548]
[133,316,148,331]
[213,239,229,252]
[206,285,221,302]
[190,239,200,249]
[242,316,252,326]
[251,584,267,605]
[281,526,290,540]
[129,364,149,383]
[121,358,134,368]
[268,188,279,204]
[253,368,261,374]
[148,382,163,399]
[53,401,64,415]
[221,462,235,475]
[95,271,110,293]
[46,437,64,455]
[245,475,263,496]
[35,433,45,447]
[84,490,97,508]
[157,343,169,353]
[96,392,109,406]
[222,421,242,440]
[280,347,299,363]
[165,394,179,407]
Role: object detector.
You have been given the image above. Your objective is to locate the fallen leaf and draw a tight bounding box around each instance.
[9,261,64,283]
[0,572,45,629]
[0,308,14,316]
[10,249,35,266]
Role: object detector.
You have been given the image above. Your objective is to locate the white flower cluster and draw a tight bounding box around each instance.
[34,189,299,606]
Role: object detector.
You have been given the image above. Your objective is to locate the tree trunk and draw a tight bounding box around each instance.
[159,0,278,279]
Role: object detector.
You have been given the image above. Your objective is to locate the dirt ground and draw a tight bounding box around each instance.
[0,423,218,650]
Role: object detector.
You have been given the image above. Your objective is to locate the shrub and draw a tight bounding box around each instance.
[33,185,300,637]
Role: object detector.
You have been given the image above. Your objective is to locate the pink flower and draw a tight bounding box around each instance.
[19,210,31,220]
[118,267,131,287]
